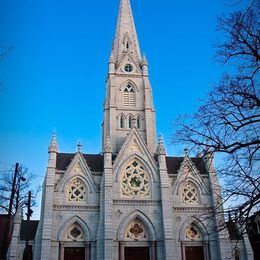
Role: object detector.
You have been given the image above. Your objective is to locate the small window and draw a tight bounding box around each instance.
[129,116,132,128]
[124,64,133,73]
[120,115,124,128]
[137,116,141,129]
[126,42,129,50]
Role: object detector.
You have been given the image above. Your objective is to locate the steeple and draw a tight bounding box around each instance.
[103,0,156,154]
[112,0,141,64]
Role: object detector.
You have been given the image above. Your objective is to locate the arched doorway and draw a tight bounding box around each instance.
[119,218,156,260]
[58,221,91,260]
[180,222,210,260]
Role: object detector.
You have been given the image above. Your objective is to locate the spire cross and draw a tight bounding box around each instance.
[77,142,82,152]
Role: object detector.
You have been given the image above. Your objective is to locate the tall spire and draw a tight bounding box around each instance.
[113,0,141,64]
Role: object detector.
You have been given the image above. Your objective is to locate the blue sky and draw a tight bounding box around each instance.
[0,0,250,218]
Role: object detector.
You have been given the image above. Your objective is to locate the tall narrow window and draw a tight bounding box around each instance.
[137,116,141,129]
[120,115,124,128]
[123,84,135,107]
[234,249,240,260]
[129,116,132,129]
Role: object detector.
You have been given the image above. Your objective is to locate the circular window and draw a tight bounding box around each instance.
[124,64,133,72]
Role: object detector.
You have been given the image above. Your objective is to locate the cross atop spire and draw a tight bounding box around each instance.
[112,0,141,64]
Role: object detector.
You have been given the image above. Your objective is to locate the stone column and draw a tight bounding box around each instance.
[150,241,156,260]
[85,242,91,260]
[119,242,125,260]
[59,242,64,260]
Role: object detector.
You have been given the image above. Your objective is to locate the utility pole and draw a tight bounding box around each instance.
[1,163,19,260]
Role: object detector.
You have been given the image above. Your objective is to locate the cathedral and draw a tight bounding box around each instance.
[8,0,254,259]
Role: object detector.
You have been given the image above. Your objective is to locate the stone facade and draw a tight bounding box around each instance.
[8,0,254,259]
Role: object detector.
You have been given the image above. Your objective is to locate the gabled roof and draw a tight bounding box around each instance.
[165,156,208,175]
[56,153,208,175]
[20,220,39,241]
[56,153,104,172]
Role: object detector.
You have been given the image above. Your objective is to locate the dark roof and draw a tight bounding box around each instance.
[56,153,104,172]
[56,153,207,175]
[165,156,208,175]
[20,220,39,241]
[226,221,242,240]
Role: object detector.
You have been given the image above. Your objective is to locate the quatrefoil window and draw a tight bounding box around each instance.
[182,182,198,204]
[66,224,84,241]
[121,160,150,198]
[68,179,86,202]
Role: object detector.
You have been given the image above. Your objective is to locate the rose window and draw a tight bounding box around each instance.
[125,220,148,241]
[121,161,150,197]
[185,225,201,240]
[182,182,198,204]
[68,179,86,202]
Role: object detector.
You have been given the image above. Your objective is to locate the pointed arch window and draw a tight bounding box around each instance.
[182,182,198,204]
[120,115,125,129]
[123,84,135,107]
[128,116,132,129]
[137,116,141,129]
[68,179,87,202]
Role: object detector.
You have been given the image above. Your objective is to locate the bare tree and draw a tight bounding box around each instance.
[172,0,259,230]
[0,164,39,216]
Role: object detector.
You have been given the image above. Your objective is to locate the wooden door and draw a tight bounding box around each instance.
[185,246,204,260]
[125,247,150,260]
[64,247,85,260]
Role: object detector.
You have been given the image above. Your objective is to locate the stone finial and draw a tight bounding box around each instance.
[156,135,166,155]
[109,53,115,64]
[141,54,148,66]
[48,131,58,153]
[184,147,189,157]
[104,136,112,153]
[77,142,82,153]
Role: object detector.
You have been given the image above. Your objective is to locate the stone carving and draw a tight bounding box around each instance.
[185,225,202,241]
[125,220,148,241]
